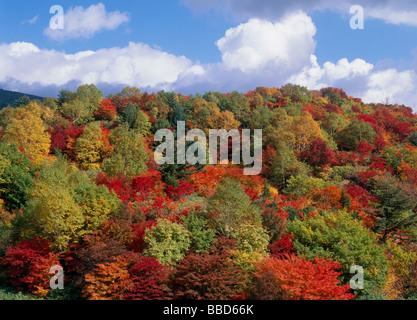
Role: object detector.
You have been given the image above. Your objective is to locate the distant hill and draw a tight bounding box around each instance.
[0,89,44,109]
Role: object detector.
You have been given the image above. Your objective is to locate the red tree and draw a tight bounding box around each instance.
[2,238,60,296]
[95,99,117,121]
[170,237,245,300]
[125,256,171,300]
[301,138,338,168]
[253,256,355,300]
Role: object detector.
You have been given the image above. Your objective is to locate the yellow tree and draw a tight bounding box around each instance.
[2,102,51,165]
[270,112,322,154]
[75,122,111,170]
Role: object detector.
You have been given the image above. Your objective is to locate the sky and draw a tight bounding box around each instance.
[1,0,417,109]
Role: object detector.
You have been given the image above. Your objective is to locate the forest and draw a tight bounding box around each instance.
[1,84,417,300]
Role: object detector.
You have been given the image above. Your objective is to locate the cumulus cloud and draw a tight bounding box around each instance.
[44,3,130,41]
[0,41,192,92]
[286,55,417,108]
[172,11,318,93]
[216,12,316,72]
[362,69,417,104]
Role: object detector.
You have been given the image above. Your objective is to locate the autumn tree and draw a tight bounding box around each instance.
[95,98,117,121]
[336,120,376,151]
[170,237,245,300]
[82,255,133,300]
[102,124,148,178]
[144,219,192,266]
[125,256,171,300]
[287,210,388,294]
[75,122,112,170]
[1,238,60,297]
[2,102,51,164]
[250,256,354,300]
[300,138,338,169]
[207,177,261,236]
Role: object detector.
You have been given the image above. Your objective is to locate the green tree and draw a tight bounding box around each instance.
[287,210,388,295]
[270,141,308,189]
[336,120,376,151]
[0,143,34,211]
[144,219,192,266]
[75,84,103,116]
[207,178,261,236]
[181,211,216,254]
[281,84,312,105]
[368,174,417,242]
[102,124,148,177]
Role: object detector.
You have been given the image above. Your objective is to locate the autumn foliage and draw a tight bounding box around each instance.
[1,84,417,300]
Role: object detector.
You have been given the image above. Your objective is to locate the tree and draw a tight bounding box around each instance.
[281,84,312,105]
[251,256,354,300]
[82,255,133,300]
[144,219,192,266]
[270,141,308,189]
[368,174,417,242]
[133,109,152,137]
[2,238,60,297]
[2,103,51,164]
[322,112,348,136]
[125,256,171,300]
[95,99,117,121]
[24,173,85,252]
[170,237,245,300]
[181,211,216,253]
[72,177,120,233]
[75,122,111,170]
[287,210,388,294]
[300,138,338,169]
[0,143,34,210]
[102,124,148,178]
[60,99,89,123]
[75,84,103,116]
[336,120,376,151]
[16,156,119,251]
[207,177,261,236]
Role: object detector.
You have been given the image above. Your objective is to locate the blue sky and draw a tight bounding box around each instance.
[1,0,417,109]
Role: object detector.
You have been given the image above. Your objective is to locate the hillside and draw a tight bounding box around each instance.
[0,88,43,109]
[1,84,417,301]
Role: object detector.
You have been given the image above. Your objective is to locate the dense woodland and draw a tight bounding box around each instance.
[1,84,417,300]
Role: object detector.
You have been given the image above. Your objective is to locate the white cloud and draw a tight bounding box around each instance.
[367,7,417,26]
[44,3,130,41]
[288,56,374,88]
[362,69,417,104]
[216,12,316,72]
[0,42,192,89]
[286,55,417,108]
[21,15,39,25]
